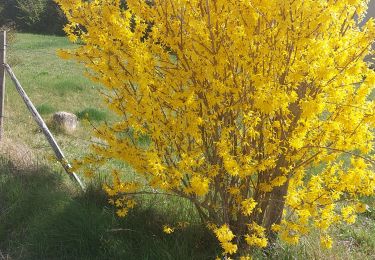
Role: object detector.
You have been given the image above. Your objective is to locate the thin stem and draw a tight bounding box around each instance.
[303,145,375,166]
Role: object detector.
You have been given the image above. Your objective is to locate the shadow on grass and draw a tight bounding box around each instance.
[0,158,219,260]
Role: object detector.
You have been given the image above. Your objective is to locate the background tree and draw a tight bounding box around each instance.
[57,0,375,257]
[0,0,66,35]
[0,0,18,27]
[15,0,48,28]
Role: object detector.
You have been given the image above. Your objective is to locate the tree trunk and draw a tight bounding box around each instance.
[264,179,289,241]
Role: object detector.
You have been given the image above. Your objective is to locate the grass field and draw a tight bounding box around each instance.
[4,33,114,165]
[0,33,374,259]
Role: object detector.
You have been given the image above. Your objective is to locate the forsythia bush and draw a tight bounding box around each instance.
[57,0,375,256]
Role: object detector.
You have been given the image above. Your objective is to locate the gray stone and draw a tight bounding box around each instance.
[52,111,78,133]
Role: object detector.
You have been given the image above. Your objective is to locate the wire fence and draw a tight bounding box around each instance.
[1,107,107,178]
[0,31,87,190]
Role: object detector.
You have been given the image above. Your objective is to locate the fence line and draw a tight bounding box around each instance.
[1,31,85,191]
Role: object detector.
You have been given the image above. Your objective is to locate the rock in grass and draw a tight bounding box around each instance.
[52,112,78,133]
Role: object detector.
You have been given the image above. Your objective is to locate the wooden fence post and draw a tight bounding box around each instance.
[0,31,6,141]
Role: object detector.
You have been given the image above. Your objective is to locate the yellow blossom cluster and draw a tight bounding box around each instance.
[245,222,268,248]
[57,0,375,256]
[213,224,238,255]
[163,225,174,234]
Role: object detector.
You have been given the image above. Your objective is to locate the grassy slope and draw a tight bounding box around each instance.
[4,33,110,164]
[0,33,374,259]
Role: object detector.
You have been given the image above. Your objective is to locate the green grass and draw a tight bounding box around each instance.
[53,78,84,96]
[1,152,374,259]
[0,157,218,259]
[76,108,108,122]
[36,103,56,115]
[4,33,111,164]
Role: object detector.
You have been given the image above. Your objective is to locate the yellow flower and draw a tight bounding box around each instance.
[189,176,210,196]
[280,230,300,245]
[57,0,375,255]
[163,225,174,234]
[116,208,128,217]
[341,206,356,224]
[214,224,235,243]
[245,234,268,248]
[56,49,71,60]
[271,224,281,232]
[220,241,238,255]
[320,234,333,249]
[355,203,368,213]
[241,198,257,216]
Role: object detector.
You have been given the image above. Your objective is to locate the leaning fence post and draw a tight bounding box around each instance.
[4,64,85,191]
[0,31,6,141]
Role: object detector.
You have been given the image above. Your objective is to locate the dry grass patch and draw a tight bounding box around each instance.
[0,138,39,172]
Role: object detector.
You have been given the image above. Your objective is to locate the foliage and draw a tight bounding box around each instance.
[0,1,16,26]
[57,0,375,257]
[14,0,48,27]
[0,0,66,35]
